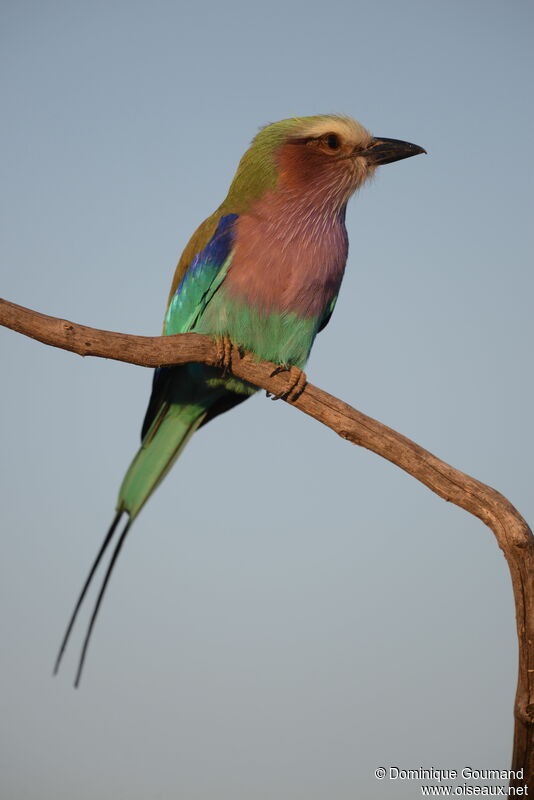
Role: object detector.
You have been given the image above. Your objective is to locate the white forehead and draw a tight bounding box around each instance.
[298,115,372,146]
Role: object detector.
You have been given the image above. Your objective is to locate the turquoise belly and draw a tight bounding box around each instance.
[165,284,319,395]
[194,286,319,368]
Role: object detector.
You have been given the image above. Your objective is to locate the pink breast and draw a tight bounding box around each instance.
[225,192,349,318]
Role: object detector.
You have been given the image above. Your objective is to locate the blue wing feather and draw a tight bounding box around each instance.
[141,213,238,440]
[164,213,238,335]
[318,293,338,333]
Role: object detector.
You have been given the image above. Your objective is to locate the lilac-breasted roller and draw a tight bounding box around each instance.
[55,115,425,685]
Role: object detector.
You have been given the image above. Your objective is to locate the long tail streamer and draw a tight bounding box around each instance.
[53,509,131,687]
[73,516,132,687]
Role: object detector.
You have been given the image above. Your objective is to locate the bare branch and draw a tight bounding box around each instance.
[2,296,533,787]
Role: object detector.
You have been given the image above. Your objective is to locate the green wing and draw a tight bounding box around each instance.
[141,213,238,439]
[164,213,238,335]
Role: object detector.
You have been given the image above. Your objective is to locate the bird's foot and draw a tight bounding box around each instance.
[214,334,234,375]
[267,365,307,402]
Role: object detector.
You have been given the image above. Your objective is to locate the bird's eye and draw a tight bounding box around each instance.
[326,133,340,150]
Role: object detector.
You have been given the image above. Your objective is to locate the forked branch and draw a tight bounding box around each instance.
[2,297,533,788]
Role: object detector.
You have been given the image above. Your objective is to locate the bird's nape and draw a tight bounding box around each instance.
[53,509,132,687]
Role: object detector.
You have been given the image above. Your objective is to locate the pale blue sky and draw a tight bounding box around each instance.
[1,1,533,798]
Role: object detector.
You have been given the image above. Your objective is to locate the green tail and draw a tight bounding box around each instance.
[118,400,208,520]
[53,399,212,687]
[54,382,228,686]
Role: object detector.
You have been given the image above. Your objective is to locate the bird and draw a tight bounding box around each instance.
[53,114,425,685]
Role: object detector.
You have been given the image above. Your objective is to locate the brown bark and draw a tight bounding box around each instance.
[2,296,533,788]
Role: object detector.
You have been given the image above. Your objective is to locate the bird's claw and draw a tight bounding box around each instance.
[214,334,234,375]
[266,365,307,402]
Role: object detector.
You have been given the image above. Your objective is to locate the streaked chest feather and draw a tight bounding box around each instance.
[225,192,349,318]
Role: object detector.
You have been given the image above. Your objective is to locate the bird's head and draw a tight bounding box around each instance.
[225,115,425,213]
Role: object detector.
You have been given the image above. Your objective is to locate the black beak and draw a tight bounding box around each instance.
[364,137,426,166]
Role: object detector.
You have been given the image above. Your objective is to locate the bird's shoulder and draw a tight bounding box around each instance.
[166,207,237,313]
